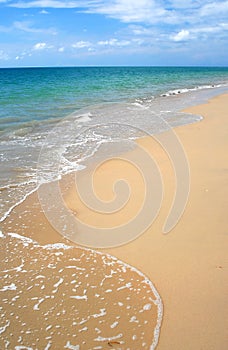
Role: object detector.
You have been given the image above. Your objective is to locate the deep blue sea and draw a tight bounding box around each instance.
[0,66,228,221]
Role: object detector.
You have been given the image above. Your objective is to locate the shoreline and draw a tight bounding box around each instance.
[1,83,227,227]
[1,93,227,349]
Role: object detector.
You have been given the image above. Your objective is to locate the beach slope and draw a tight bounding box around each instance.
[1,94,227,349]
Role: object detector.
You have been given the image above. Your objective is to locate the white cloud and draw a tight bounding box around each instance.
[171,29,190,42]
[200,1,228,16]
[170,21,228,43]
[192,26,219,34]
[129,25,153,36]
[33,42,53,50]
[132,38,145,45]
[39,9,49,14]
[0,20,56,35]
[220,22,228,30]
[72,41,91,48]
[13,20,57,34]
[9,0,91,8]
[166,0,201,10]
[98,38,130,46]
[0,50,9,60]
[15,51,29,59]
[2,0,228,65]
[13,20,39,32]
[33,42,47,50]
[7,0,228,27]
[86,0,167,24]
[8,0,169,24]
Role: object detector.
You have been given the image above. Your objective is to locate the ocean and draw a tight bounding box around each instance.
[0,66,228,222]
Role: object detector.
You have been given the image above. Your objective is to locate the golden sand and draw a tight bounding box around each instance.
[1,94,227,349]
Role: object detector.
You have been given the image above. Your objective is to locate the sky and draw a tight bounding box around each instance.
[0,0,227,67]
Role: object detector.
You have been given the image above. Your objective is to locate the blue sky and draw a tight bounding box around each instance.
[0,0,227,67]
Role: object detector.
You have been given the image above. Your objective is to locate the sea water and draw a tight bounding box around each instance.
[0,66,228,222]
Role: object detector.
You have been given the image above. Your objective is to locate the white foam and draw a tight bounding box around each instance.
[79,319,87,325]
[110,321,119,329]
[8,232,35,245]
[117,282,132,291]
[92,308,106,318]
[64,341,80,350]
[43,243,72,250]
[65,266,85,271]
[74,112,92,120]
[44,341,52,350]
[95,333,123,341]
[46,325,53,331]
[35,275,45,279]
[161,83,227,97]
[0,185,38,223]
[70,295,88,301]
[79,326,88,332]
[0,283,17,291]
[130,316,139,323]
[53,277,64,288]
[77,115,92,123]
[33,298,45,311]
[0,320,10,335]
[143,303,152,311]
[1,231,163,350]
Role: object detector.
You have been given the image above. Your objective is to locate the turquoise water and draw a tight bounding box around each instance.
[0,66,228,221]
[1,66,228,133]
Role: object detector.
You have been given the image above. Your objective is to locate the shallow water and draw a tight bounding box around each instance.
[1,81,228,223]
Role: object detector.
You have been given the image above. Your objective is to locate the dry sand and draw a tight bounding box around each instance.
[103,93,228,349]
[1,93,227,349]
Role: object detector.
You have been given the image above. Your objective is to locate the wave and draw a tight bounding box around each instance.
[160,82,227,97]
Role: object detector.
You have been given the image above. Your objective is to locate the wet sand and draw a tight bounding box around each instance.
[0,230,162,350]
[1,93,228,349]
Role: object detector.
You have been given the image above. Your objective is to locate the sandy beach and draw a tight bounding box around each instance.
[1,93,227,349]
[104,93,228,349]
